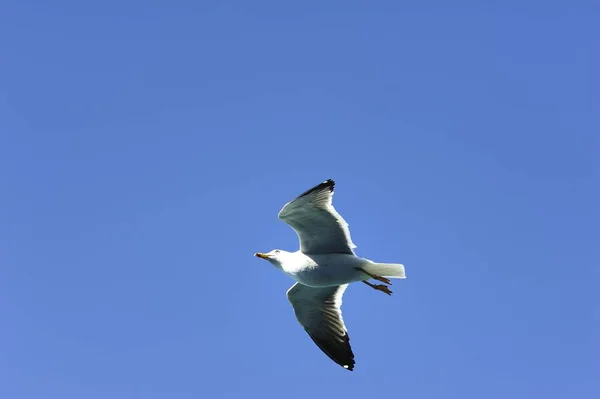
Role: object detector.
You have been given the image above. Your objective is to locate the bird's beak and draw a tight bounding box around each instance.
[254,253,269,259]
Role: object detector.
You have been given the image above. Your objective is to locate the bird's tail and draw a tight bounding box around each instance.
[364,262,406,279]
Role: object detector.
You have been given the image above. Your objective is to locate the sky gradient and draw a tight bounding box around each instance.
[1,1,599,398]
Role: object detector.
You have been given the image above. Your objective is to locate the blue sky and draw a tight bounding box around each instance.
[1,1,598,398]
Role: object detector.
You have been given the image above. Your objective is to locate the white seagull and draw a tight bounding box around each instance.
[255,179,406,371]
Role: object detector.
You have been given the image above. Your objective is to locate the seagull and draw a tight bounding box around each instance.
[255,179,406,371]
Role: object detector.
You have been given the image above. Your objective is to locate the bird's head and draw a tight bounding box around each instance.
[254,249,290,269]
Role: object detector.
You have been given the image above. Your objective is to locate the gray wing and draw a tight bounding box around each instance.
[286,282,355,371]
[278,179,357,255]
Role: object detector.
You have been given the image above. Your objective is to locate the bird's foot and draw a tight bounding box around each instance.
[355,267,392,285]
[375,276,392,285]
[374,284,392,296]
[362,280,393,296]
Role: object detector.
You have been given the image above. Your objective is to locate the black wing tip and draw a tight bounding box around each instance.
[296,179,335,199]
[322,179,335,191]
[340,333,355,371]
[308,332,355,371]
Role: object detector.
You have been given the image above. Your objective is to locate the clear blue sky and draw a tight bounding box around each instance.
[1,1,598,398]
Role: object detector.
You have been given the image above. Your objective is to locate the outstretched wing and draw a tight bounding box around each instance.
[286,282,355,371]
[278,179,356,255]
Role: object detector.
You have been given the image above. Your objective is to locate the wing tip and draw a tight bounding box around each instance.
[296,179,335,199]
[308,331,356,371]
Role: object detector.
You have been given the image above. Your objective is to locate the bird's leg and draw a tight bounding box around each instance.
[354,267,392,285]
[362,281,392,296]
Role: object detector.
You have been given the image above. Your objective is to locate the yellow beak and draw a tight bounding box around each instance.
[254,253,269,259]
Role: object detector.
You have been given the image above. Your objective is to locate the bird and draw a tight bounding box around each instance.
[255,179,406,371]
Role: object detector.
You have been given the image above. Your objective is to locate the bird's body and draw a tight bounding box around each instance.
[282,252,366,287]
[255,179,406,371]
[278,252,390,288]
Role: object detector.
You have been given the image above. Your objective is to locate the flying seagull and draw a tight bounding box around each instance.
[255,179,406,371]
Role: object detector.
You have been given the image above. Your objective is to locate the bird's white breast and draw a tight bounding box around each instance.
[282,253,367,287]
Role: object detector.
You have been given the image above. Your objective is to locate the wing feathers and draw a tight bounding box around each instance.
[286,283,355,371]
[278,179,357,255]
[294,178,335,200]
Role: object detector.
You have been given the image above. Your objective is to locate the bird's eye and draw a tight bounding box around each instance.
[275,250,280,254]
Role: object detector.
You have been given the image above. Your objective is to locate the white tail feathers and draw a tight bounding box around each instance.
[365,262,406,279]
